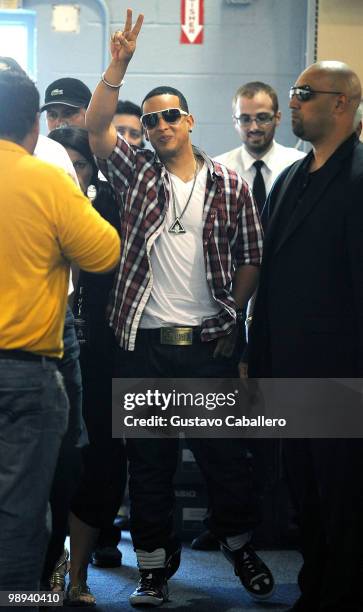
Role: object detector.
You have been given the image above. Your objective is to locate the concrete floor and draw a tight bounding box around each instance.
[64,533,302,611]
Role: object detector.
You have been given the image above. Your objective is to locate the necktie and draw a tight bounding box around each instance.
[252,160,266,215]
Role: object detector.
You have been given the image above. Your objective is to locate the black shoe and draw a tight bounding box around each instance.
[165,547,181,579]
[129,568,168,607]
[221,542,275,601]
[91,546,122,568]
[191,530,219,551]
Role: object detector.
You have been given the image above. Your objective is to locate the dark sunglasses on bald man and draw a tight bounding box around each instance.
[289,85,343,102]
[141,107,189,129]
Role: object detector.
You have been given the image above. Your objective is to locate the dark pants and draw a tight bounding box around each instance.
[42,306,84,585]
[284,439,363,612]
[0,359,68,592]
[116,330,260,552]
[72,325,127,529]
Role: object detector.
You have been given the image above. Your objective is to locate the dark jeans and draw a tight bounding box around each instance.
[284,439,363,612]
[0,358,68,592]
[42,306,84,585]
[116,330,260,552]
[72,325,127,529]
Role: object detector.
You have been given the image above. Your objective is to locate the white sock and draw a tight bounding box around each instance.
[136,548,166,569]
[225,532,251,551]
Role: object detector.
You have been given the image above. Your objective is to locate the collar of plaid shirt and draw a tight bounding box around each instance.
[97,137,263,351]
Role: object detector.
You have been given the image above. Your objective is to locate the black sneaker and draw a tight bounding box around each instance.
[221,543,275,601]
[92,546,122,568]
[165,547,181,579]
[129,568,168,607]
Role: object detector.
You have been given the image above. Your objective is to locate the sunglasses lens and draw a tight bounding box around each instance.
[162,109,182,123]
[141,108,185,129]
[290,87,312,102]
[142,113,158,129]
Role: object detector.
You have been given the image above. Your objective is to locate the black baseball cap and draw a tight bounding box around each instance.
[40,77,91,112]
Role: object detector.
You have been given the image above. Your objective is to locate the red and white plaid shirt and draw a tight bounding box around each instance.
[97,135,263,350]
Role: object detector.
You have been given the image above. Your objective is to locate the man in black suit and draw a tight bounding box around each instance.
[248,61,363,612]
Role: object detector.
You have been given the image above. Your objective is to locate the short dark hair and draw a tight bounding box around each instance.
[0,56,26,75]
[115,100,142,118]
[0,70,39,142]
[48,127,98,185]
[233,81,279,113]
[142,86,189,113]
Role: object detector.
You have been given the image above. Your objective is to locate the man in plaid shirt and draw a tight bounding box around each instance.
[87,9,273,608]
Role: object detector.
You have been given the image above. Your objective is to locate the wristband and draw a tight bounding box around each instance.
[101,72,124,89]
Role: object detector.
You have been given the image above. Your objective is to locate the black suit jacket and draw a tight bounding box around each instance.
[249,134,363,377]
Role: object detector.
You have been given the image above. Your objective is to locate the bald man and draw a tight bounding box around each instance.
[248,62,363,612]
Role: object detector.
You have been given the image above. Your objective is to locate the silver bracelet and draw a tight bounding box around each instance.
[101,71,124,89]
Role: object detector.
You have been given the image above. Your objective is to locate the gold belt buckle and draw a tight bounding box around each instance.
[160,327,194,346]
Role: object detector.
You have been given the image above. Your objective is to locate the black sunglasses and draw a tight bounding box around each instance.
[141,107,189,129]
[289,85,343,102]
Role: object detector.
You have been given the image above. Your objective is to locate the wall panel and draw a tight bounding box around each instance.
[24,0,307,155]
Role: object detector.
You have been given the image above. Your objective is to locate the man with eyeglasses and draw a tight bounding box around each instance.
[86,8,276,608]
[215,81,304,225]
[249,61,363,612]
[211,82,306,557]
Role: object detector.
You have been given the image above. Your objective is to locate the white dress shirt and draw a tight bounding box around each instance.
[215,140,305,196]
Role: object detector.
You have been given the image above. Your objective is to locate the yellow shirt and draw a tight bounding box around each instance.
[0,139,120,358]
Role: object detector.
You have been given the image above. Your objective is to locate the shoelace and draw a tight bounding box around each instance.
[139,571,163,591]
[240,549,269,584]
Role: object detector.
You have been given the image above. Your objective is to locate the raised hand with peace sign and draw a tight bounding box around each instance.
[110,8,144,64]
[86,8,144,159]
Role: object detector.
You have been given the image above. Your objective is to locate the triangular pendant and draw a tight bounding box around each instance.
[168,218,186,234]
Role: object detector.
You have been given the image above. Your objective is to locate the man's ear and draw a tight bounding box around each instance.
[187,113,195,133]
[334,93,348,113]
[23,112,40,154]
[30,112,40,145]
[274,110,282,127]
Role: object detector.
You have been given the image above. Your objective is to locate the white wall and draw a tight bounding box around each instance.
[24,0,308,155]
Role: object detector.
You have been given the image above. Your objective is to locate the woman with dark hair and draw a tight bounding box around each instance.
[48,128,127,605]
[48,128,98,196]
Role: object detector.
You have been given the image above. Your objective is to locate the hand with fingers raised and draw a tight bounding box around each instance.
[110,8,144,64]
